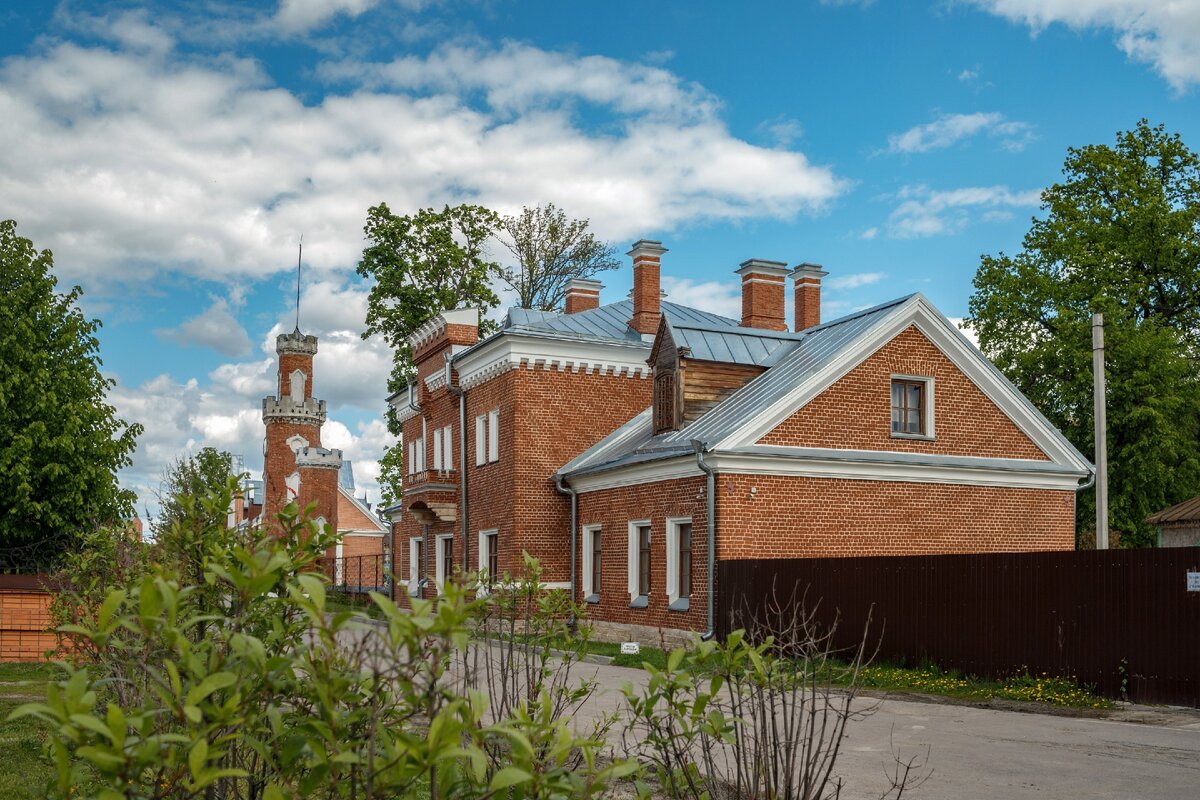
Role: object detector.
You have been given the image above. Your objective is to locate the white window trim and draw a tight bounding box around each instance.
[477,528,498,594]
[581,524,602,602]
[434,533,455,595]
[665,517,692,611]
[487,408,500,463]
[627,519,651,606]
[442,426,454,471]
[890,374,936,441]
[408,537,423,596]
[475,415,486,466]
[432,427,443,471]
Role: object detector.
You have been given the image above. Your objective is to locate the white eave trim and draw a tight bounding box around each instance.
[708,448,1087,490]
[716,295,1093,475]
[570,456,703,494]
[453,333,653,390]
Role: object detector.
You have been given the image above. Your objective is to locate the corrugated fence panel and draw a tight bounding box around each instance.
[717,548,1200,707]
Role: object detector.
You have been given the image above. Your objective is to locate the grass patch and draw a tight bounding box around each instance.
[582,641,668,670]
[844,661,1111,710]
[0,661,65,798]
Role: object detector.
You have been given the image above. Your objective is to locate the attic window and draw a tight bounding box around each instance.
[653,371,677,434]
[891,376,934,439]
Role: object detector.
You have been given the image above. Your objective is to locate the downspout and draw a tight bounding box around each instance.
[1074,470,1096,550]
[691,440,716,641]
[554,474,578,627]
[445,353,469,573]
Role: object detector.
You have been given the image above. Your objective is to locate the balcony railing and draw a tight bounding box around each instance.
[404,469,459,493]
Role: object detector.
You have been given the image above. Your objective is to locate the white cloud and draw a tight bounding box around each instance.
[273,0,382,33]
[662,276,741,321]
[0,35,846,287]
[827,271,885,290]
[958,68,979,82]
[859,227,879,240]
[886,112,1034,154]
[968,1,1200,90]
[156,298,253,356]
[886,184,1041,238]
[757,115,805,147]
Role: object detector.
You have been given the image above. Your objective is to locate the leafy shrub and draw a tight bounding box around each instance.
[14,479,632,799]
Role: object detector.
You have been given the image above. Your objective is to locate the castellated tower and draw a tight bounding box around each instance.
[261,329,342,537]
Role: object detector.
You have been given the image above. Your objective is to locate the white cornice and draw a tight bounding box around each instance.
[570,445,1084,494]
[708,448,1086,490]
[455,333,652,390]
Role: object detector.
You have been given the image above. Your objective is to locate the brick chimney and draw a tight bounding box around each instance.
[564,278,603,314]
[628,239,667,335]
[791,263,828,332]
[736,259,790,331]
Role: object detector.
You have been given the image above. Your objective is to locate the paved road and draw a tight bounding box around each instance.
[571,657,1200,800]
[346,623,1200,799]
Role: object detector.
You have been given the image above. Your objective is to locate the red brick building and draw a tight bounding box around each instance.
[388,240,1092,643]
[251,328,387,585]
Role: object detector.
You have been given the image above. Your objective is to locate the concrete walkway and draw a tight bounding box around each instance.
[570,657,1200,800]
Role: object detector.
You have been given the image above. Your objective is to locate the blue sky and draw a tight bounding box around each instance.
[1,0,1197,517]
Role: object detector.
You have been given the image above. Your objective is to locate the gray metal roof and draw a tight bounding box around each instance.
[559,295,915,478]
[669,319,800,366]
[504,300,739,344]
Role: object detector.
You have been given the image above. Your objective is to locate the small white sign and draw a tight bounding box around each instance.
[620,641,641,655]
[1187,572,1200,592]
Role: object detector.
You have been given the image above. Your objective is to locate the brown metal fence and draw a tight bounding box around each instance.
[717,547,1200,707]
[320,553,391,596]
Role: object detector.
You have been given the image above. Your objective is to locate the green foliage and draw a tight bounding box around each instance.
[47,524,149,664]
[498,203,620,311]
[152,447,235,540]
[0,219,142,571]
[968,121,1200,546]
[376,442,404,510]
[14,481,627,799]
[357,203,502,427]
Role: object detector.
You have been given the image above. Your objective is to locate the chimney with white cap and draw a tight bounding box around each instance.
[736,258,790,331]
[791,263,828,331]
[628,239,667,335]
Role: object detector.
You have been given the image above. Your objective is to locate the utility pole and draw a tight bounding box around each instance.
[1092,313,1109,549]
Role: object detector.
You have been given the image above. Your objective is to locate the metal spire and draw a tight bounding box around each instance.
[295,235,303,333]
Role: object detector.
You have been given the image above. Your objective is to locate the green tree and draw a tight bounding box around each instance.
[357,203,502,413]
[0,220,142,571]
[376,443,404,510]
[499,203,620,311]
[152,447,235,538]
[968,121,1200,547]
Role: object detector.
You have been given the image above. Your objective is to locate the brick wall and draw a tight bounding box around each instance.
[759,325,1049,460]
[716,474,1075,559]
[512,366,651,584]
[263,418,322,531]
[0,579,54,662]
[575,476,708,642]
